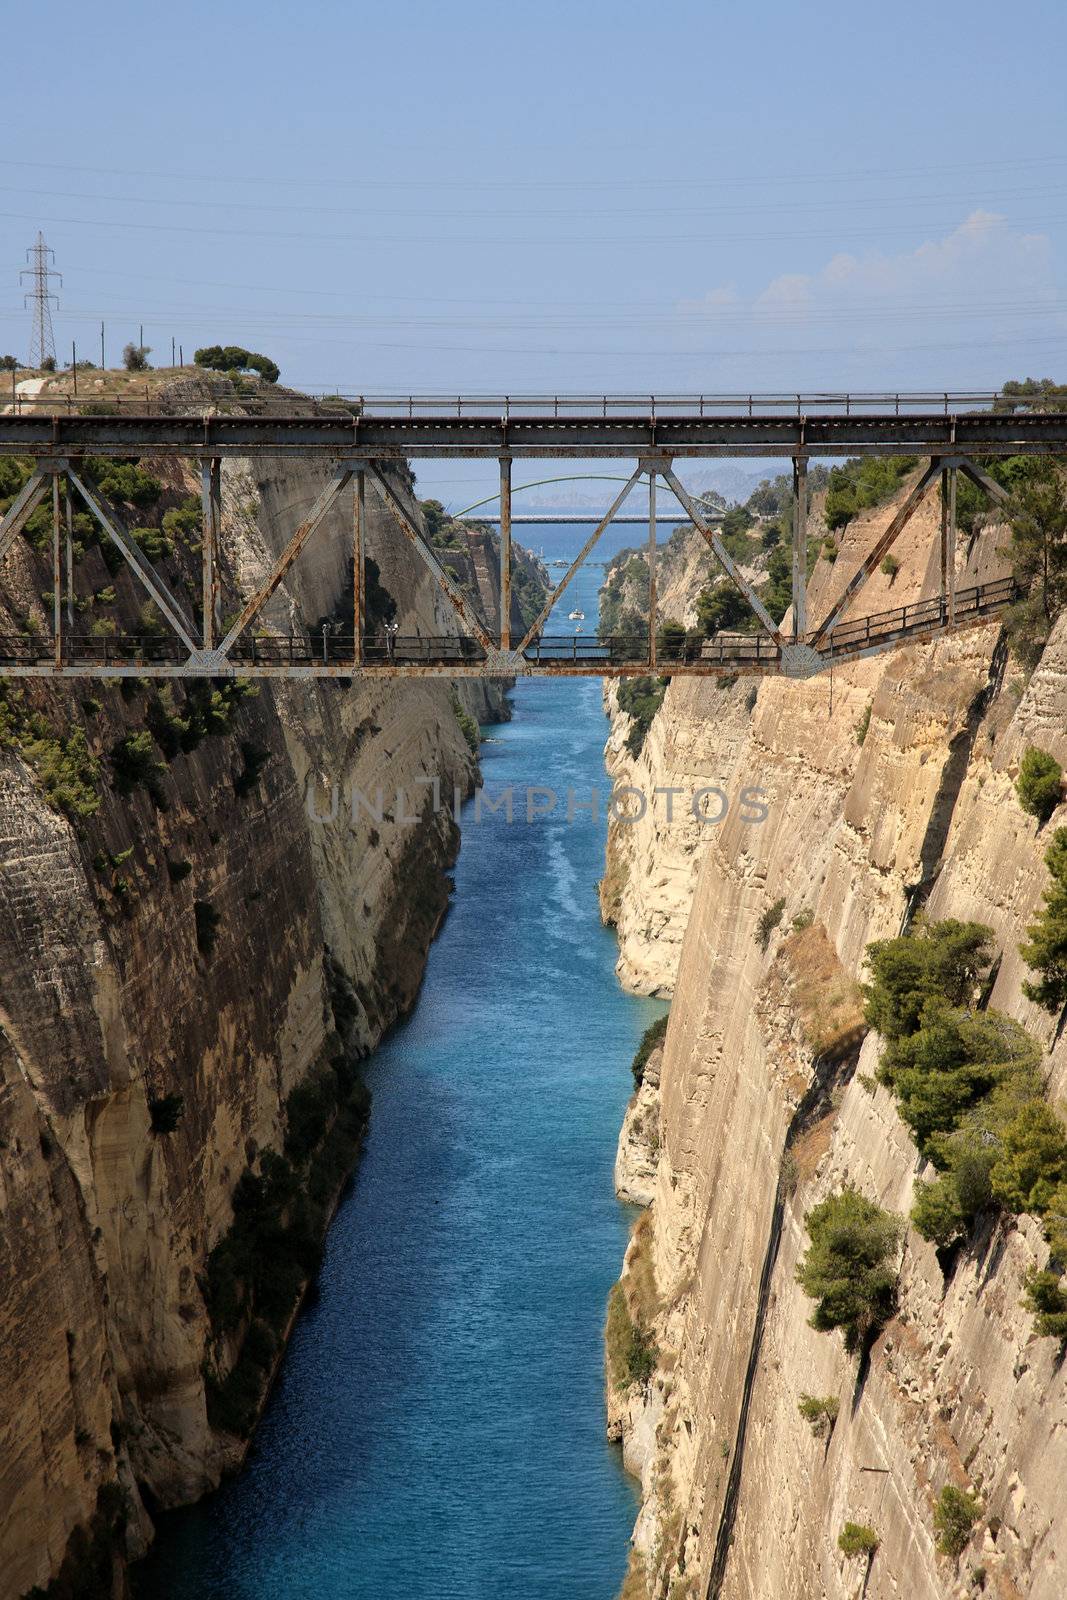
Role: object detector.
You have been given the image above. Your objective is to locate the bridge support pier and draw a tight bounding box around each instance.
[354,468,365,666]
[499,456,511,649]
[648,469,657,671]
[200,456,221,651]
[791,456,807,642]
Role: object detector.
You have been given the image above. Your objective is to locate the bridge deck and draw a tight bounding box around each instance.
[0,407,1064,460]
[0,577,1020,680]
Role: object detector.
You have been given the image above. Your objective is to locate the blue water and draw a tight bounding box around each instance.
[137,536,664,1600]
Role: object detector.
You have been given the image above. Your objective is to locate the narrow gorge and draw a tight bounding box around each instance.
[603,468,1067,1600]
[0,373,547,1599]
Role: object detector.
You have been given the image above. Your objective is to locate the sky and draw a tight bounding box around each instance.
[2,0,1066,506]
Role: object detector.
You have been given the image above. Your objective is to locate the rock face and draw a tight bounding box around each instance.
[0,388,543,1600]
[605,482,1067,1600]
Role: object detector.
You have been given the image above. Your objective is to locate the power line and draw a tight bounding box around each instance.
[20,231,60,367]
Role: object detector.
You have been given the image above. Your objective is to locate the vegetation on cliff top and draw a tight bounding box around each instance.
[631,1012,668,1089]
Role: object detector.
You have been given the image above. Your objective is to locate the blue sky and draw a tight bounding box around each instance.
[3,0,1066,503]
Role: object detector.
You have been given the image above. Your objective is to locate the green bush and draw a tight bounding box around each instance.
[149,1093,185,1134]
[911,1126,997,1246]
[880,554,900,580]
[449,692,480,754]
[122,343,150,371]
[797,1393,839,1438]
[756,897,786,952]
[989,1098,1067,1213]
[825,456,918,531]
[110,731,166,805]
[631,1014,669,1089]
[1020,828,1067,1012]
[0,685,101,819]
[617,675,666,758]
[605,1282,658,1389]
[195,344,280,383]
[934,1485,982,1559]
[1016,747,1063,822]
[854,704,872,746]
[1022,1268,1067,1339]
[83,456,162,508]
[166,858,192,883]
[838,1522,879,1559]
[864,919,995,1041]
[194,899,221,957]
[796,1188,901,1353]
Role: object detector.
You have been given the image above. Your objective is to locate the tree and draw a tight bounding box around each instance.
[123,343,151,371]
[1020,827,1067,1013]
[1022,1268,1067,1339]
[990,1099,1067,1214]
[0,354,18,371]
[797,1393,839,1438]
[880,1002,1041,1159]
[796,1188,902,1353]
[656,617,688,658]
[863,919,995,1041]
[194,344,280,383]
[1005,458,1067,631]
[696,581,753,636]
[933,1485,982,1559]
[1016,746,1063,823]
[838,1523,879,1560]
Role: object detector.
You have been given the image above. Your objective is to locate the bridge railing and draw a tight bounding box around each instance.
[819,576,1020,653]
[0,388,1055,420]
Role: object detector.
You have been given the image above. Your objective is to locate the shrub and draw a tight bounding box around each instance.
[166,858,192,883]
[911,1125,998,1245]
[934,1485,982,1559]
[838,1522,879,1559]
[194,899,221,957]
[84,456,163,508]
[878,1002,1041,1160]
[149,1093,185,1134]
[1022,1268,1067,1339]
[122,343,151,371]
[797,1393,839,1438]
[792,907,815,932]
[617,675,666,758]
[110,731,166,805]
[880,554,900,580]
[1020,828,1067,1012]
[449,692,480,754]
[863,919,995,1041]
[1016,747,1063,823]
[631,1013,668,1089]
[796,1187,901,1353]
[825,456,917,531]
[989,1098,1067,1213]
[0,686,101,819]
[234,740,270,797]
[854,704,872,746]
[195,344,280,383]
[756,897,786,952]
[605,1282,658,1389]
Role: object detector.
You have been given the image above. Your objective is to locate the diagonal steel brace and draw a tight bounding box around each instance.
[367,464,496,653]
[216,468,352,657]
[662,466,782,645]
[518,468,644,653]
[0,470,50,563]
[68,468,200,655]
[809,458,942,646]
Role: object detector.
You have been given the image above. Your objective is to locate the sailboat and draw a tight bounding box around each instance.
[568,608,585,621]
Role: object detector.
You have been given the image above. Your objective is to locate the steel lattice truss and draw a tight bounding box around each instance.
[0,401,1054,681]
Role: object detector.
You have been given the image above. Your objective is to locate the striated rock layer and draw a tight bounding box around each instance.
[0,386,539,1599]
[606,483,1067,1600]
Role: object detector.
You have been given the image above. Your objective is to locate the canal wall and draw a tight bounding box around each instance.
[0,377,541,1598]
[604,478,1067,1598]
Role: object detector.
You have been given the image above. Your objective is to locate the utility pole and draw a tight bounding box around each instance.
[21,232,61,369]
[100,320,105,369]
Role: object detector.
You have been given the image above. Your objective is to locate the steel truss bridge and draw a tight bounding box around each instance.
[0,393,1061,682]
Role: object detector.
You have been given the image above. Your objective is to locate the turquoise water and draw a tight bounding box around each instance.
[137,538,664,1600]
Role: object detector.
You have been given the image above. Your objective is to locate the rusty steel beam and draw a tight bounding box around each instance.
[68,467,200,655]
[958,458,1013,506]
[64,483,73,629]
[661,466,782,646]
[0,469,50,562]
[791,457,807,642]
[500,456,512,649]
[366,464,496,654]
[809,458,943,646]
[216,468,352,658]
[517,469,644,653]
[940,465,957,625]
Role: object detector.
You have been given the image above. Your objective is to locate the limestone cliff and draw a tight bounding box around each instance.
[605,479,1067,1599]
[0,376,543,1598]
